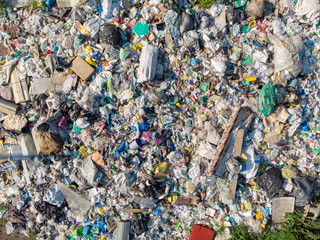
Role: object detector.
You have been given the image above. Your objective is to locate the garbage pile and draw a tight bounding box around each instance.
[0,0,320,239]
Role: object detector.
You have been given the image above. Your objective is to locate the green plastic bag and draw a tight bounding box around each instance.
[107,78,117,96]
[259,83,277,115]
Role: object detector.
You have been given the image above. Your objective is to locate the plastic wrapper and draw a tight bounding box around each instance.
[74,156,99,187]
[198,141,216,159]
[43,184,65,207]
[113,172,137,193]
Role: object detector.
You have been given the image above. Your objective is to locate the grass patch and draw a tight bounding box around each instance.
[198,0,222,9]
[28,231,37,240]
[0,217,6,228]
[0,204,7,228]
[229,210,320,240]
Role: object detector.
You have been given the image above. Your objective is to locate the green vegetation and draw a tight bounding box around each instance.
[25,0,44,11]
[0,204,7,211]
[198,0,221,9]
[0,217,6,228]
[0,2,6,16]
[229,210,320,240]
[28,231,37,240]
[0,204,7,228]
[215,225,226,236]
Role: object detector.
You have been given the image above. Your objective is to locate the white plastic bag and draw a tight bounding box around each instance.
[137,44,159,83]
[198,141,216,159]
[295,0,320,22]
[269,33,303,86]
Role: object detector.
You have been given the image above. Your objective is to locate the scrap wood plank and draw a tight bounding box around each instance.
[175,196,200,205]
[228,178,238,200]
[208,106,241,175]
[233,129,244,158]
[122,209,149,213]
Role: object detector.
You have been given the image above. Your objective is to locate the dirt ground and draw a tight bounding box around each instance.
[0,226,29,240]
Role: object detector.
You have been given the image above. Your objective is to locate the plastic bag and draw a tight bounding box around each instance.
[99,24,120,46]
[295,0,320,22]
[245,0,265,19]
[113,172,137,193]
[240,144,260,179]
[35,122,64,156]
[256,167,283,198]
[58,182,91,218]
[269,34,303,86]
[258,83,277,115]
[132,217,149,235]
[137,44,159,83]
[198,141,216,159]
[44,0,55,7]
[75,156,99,187]
[293,177,314,206]
[178,12,194,34]
[43,184,65,207]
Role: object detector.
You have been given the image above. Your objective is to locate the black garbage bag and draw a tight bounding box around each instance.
[293,177,314,206]
[32,94,48,116]
[132,217,149,235]
[67,7,87,23]
[34,202,65,223]
[178,12,195,34]
[227,7,245,23]
[256,167,283,198]
[99,24,121,46]
[143,179,164,199]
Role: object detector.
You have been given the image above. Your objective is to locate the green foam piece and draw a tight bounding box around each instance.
[134,22,149,36]
[243,56,253,65]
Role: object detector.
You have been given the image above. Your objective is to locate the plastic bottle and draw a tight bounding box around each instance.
[101,0,113,19]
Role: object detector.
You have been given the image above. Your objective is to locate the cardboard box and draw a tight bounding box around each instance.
[71,56,95,81]
[50,72,68,86]
[189,224,214,240]
[11,68,30,104]
[0,99,19,115]
[29,78,63,95]
[57,0,88,7]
